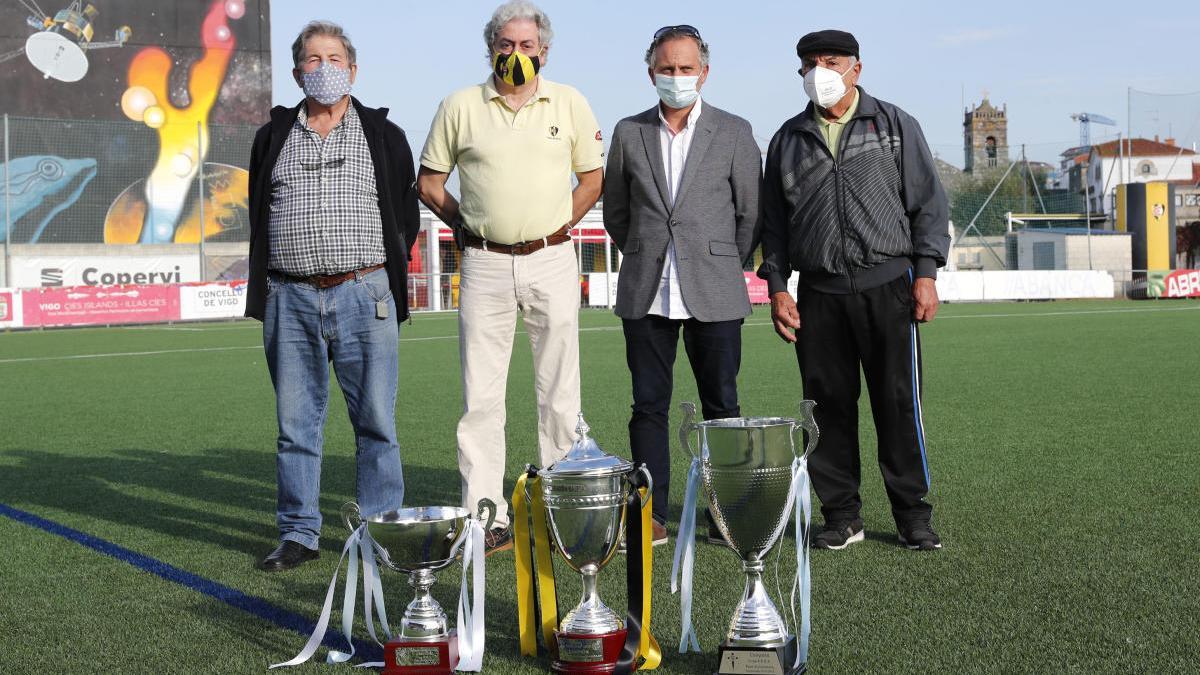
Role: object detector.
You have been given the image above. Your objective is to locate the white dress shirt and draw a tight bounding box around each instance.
[647,97,703,320]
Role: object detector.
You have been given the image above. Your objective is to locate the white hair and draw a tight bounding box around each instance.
[483,0,553,58]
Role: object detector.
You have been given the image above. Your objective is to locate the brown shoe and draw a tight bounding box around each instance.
[484,526,513,556]
[617,519,668,553]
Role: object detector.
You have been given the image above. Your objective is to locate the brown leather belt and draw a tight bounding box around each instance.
[295,263,386,289]
[464,225,571,255]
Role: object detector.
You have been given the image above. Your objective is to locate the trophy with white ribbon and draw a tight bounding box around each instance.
[672,401,818,675]
[271,500,495,674]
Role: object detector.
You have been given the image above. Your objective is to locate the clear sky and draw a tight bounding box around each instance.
[269,0,1200,168]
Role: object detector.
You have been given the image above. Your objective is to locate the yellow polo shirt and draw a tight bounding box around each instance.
[420,76,605,244]
[815,88,860,157]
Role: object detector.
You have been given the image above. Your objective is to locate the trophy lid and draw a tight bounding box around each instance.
[540,413,633,477]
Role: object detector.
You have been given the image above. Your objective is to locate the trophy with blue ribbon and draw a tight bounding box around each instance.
[672,401,818,675]
[271,501,495,674]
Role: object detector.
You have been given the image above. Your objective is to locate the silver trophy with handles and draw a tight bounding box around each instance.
[674,401,818,675]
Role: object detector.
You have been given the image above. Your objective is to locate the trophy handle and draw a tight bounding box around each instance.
[475,497,498,531]
[631,464,654,507]
[795,400,820,460]
[341,501,363,531]
[678,401,701,460]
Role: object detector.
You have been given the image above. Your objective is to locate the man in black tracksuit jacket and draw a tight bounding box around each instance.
[757,30,950,551]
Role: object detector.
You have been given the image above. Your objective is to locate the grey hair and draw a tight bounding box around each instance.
[644,30,710,68]
[291,20,357,67]
[483,1,554,57]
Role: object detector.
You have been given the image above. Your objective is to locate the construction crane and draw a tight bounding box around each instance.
[1070,112,1117,148]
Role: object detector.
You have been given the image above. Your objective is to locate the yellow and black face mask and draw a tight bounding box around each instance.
[493,50,541,86]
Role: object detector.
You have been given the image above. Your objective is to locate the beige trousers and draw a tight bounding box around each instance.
[456,242,581,526]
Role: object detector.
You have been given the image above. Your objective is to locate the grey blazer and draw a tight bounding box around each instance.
[603,102,762,322]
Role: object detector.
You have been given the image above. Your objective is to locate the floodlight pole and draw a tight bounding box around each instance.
[197,121,206,282]
[1126,87,1133,185]
[1083,160,1093,270]
[429,218,441,312]
[4,114,10,288]
[1021,145,1029,213]
[604,234,613,309]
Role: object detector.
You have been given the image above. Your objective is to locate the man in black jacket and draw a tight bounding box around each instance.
[245,21,419,571]
[757,30,950,551]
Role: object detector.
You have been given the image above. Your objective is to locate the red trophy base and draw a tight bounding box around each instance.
[551,628,628,674]
[382,632,459,675]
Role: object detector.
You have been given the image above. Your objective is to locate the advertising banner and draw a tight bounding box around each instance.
[0,289,23,328]
[179,281,248,320]
[937,271,1115,301]
[9,255,202,289]
[743,272,770,304]
[1147,270,1200,298]
[20,284,180,327]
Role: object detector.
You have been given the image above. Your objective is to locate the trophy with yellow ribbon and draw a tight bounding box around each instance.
[512,414,661,674]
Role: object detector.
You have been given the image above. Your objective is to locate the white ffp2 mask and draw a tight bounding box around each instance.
[803,65,850,108]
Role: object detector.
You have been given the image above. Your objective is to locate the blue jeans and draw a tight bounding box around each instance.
[263,267,404,550]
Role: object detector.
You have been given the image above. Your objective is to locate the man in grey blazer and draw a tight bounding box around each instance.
[603,25,761,545]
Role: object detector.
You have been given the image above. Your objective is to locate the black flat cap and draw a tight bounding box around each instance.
[795,29,859,59]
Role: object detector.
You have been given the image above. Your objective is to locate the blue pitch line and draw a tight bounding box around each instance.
[0,502,382,664]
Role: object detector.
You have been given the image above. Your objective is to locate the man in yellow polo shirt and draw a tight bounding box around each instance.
[416,0,603,554]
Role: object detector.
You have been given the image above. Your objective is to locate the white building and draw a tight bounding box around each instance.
[1085,138,1199,215]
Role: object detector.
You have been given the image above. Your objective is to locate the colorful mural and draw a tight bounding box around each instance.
[112,0,245,243]
[0,0,269,245]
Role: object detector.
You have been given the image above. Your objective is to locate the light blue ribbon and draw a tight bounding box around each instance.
[670,457,702,653]
[269,525,390,669]
[455,520,487,671]
[785,457,812,667]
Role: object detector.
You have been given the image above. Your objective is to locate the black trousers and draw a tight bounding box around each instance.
[795,273,932,524]
[623,315,742,524]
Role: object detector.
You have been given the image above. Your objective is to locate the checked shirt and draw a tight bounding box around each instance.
[267,102,386,277]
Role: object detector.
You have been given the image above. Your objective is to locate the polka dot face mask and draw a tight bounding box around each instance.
[301,61,352,106]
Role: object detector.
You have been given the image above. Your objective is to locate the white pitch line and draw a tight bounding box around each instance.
[2,305,1194,364]
[936,304,1200,319]
[0,345,260,364]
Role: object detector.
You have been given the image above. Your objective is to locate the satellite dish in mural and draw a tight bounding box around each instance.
[0,1,131,82]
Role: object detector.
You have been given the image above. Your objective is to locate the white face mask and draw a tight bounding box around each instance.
[654,74,700,109]
[802,65,851,108]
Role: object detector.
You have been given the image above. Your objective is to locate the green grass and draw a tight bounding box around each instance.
[1,299,1198,673]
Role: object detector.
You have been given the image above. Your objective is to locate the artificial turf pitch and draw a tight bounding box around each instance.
[1,299,1197,674]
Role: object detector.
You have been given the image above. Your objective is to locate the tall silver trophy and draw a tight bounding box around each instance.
[537,415,652,673]
[341,501,496,675]
[676,401,818,675]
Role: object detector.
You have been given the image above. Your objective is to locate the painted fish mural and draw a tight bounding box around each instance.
[0,155,97,243]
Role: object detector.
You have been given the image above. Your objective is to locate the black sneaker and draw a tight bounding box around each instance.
[812,518,865,550]
[897,519,942,551]
[484,526,513,556]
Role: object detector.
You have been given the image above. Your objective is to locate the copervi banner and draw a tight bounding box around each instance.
[9,255,202,289]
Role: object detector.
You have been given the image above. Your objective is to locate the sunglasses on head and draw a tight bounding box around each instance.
[653,25,701,41]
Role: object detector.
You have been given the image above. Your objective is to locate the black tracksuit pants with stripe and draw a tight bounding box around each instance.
[795,272,933,525]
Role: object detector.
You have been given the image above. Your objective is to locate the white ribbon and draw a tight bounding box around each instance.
[269,526,390,669]
[670,457,702,653]
[455,519,487,671]
[780,457,812,668]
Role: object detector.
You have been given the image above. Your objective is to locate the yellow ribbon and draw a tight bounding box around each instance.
[512,472,560,658]
[512,472,538,657]
[530,475,560,654]
[636,488,662,670]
